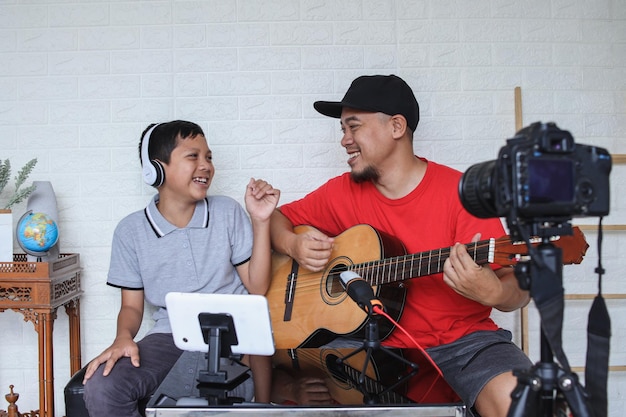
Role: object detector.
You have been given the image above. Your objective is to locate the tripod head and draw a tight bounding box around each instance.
[513,223,568,318]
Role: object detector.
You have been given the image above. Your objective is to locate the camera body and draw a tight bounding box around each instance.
[459,122,611,225]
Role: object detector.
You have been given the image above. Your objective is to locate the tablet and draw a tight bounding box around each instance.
[165,292,275,356]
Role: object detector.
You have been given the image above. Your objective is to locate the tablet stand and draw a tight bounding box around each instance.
[197,313,250,386]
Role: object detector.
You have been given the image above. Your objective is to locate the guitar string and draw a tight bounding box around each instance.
[269,240,497,296]
[270,246,494,296]
[270,231,583,297]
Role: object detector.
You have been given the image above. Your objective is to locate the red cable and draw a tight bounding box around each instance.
[372,304,447,403]
[372,304,444,377]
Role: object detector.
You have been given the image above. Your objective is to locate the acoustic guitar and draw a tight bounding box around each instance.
[268,225,589,349]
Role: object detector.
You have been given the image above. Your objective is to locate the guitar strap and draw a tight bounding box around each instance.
[584,221,610,417]
[585,295,610,417]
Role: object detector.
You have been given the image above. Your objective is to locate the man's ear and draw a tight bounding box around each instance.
[390,114,408,139]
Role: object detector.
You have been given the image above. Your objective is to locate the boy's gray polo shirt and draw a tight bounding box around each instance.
[107,195,253,335]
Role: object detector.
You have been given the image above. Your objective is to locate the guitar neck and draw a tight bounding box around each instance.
[353,238,495,286]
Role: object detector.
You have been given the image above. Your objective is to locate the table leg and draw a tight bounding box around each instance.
[65,300,82,374]
[44,311,55,417]
[35,313,46,417]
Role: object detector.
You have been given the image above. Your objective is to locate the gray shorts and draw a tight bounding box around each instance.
[426,329,533,410]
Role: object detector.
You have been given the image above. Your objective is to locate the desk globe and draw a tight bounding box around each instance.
[16,211,59,255]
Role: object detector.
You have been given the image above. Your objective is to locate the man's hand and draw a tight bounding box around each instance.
[443,233,529,310]
[443,239,505,306]
[291,228,334,272]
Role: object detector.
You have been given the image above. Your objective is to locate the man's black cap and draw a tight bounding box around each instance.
[314,74,420,131]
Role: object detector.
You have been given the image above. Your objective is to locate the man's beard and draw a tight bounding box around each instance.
[350,165,380,183]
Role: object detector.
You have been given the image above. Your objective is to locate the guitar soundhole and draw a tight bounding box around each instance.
[325,353,350,385]
[322,259,350,304]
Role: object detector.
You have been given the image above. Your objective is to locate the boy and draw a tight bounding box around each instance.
[83,120,279,417]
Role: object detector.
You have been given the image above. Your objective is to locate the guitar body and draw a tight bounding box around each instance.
[268,225,407,349]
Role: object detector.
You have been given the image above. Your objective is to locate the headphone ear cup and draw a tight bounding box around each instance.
[141,123,161,187]
[151,160,165,187]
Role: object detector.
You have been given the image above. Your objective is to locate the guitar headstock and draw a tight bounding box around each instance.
[492,226,589,267]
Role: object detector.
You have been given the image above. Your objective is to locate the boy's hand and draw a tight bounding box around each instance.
[245,178,280,221]
[82,337,140,384]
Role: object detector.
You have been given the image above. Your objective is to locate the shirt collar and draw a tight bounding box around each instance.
[144,196,210,238]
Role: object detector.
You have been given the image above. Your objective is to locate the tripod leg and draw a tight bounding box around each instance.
[556,370,593,417]
[507,370,540,417]
[336,345,365,364]
[379,346,418,371]
[358,348,375,385]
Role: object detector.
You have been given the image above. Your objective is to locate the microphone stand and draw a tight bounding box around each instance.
[336,309,418,405]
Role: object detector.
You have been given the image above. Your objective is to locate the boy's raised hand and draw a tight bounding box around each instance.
[245,178,280,221]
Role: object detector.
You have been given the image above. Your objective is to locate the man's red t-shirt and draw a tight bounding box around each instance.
[279,158,506,349]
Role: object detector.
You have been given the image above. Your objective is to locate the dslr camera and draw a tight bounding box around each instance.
[459,122,611,233]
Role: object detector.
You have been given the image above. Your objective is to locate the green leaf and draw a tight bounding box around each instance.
[14,158,37,190]
[0,159,10,195]
[1,158,38,209]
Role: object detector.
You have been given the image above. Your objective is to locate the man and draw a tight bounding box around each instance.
[269,75,532,417]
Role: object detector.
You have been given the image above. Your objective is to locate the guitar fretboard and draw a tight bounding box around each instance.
[351,238,495,286]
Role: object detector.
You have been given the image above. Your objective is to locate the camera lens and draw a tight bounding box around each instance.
[458,160,500,219]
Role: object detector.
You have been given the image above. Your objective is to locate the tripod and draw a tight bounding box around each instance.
[507,231,592,417]
[336,311,418,405]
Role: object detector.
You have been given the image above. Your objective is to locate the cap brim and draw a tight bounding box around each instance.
[314,101,343,119]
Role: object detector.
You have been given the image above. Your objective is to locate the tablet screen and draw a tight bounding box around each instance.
[165,292,275,356]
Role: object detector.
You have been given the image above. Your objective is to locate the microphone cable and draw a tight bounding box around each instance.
[371,304,445,403]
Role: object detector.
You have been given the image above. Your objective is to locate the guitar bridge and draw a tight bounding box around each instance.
[283,261,299,321]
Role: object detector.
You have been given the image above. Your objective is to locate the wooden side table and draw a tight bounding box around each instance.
[0,253,82,417]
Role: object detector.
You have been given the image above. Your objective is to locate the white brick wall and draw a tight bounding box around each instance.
[1,1,624,415]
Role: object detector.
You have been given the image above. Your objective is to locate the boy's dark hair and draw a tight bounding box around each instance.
[138,120,205,165]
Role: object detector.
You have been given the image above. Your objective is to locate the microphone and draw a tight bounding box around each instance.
[339,271,383,314]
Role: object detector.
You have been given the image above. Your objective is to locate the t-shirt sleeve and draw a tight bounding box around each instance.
[107,218,143,289]
[278,177,350,236]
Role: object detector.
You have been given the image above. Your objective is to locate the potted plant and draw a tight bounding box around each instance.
[0,158,37,262]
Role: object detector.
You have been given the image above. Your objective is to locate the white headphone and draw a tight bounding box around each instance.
[140,123,165,187]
